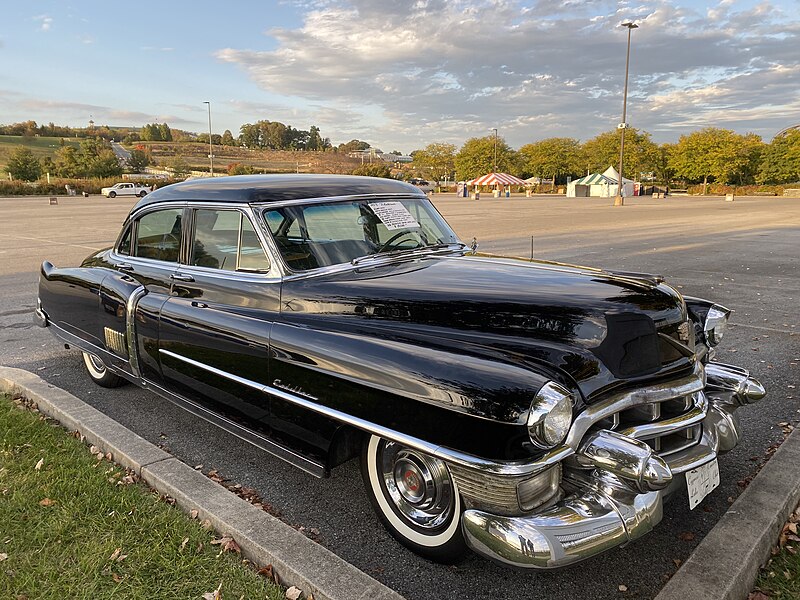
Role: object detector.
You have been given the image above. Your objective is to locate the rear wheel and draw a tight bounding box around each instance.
[360,434,466,563]
[82,352,126,388]
[138,190,147,197]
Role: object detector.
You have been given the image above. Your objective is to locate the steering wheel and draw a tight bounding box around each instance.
[376,230,419,253]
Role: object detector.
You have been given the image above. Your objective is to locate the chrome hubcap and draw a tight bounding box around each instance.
[88,354,106,373]
[380,441,454,529]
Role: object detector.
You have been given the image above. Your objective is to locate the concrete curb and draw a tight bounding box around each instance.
[0,366,405,600]
[656,427,800,600]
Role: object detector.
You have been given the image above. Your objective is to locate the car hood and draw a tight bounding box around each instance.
[279,255,692,401]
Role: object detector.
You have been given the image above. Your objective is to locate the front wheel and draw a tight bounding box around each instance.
[108,191,116,198]
[360,434,467,563]
[82,352,126,388]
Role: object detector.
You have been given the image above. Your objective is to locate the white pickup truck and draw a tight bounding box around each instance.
[101,182,152,198]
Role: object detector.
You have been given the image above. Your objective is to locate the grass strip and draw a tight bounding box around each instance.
[0,393,283,600]
[752,507,800,598]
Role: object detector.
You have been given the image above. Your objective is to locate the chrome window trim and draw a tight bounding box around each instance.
[114,201,284,280]
[250,192,426,210]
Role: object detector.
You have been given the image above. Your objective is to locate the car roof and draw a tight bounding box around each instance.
[131,174,425,211]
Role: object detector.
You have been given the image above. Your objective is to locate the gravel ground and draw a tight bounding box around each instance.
[0,193,798,599]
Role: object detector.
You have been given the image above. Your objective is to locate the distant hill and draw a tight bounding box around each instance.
[138,141,368,174]
[0,135,81,172]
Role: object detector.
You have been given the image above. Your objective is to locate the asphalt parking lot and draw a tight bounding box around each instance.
[1,192,798,599]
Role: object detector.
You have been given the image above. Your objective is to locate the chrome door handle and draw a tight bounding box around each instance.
[170,273,195,282]
[117,263,134,272]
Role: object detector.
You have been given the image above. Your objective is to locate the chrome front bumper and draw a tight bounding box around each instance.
[462,362,766,569]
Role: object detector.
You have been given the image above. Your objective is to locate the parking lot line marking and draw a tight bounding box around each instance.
[0,233,105,252]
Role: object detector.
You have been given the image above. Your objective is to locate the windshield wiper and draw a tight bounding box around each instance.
[351,242,466,266]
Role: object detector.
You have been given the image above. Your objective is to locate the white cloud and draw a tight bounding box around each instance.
[211,0,798,148]
[33,14,53,32]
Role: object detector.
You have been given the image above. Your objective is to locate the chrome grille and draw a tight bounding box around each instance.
[449,463,560,515]
[599,391,705,457]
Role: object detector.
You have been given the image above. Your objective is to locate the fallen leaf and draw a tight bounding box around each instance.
[111,573,123,583]
[618,584,628,592]
[286,586,303,600]
[0,553,7,562]
[748,592,770,600]
[787,522,798,535]
[180,537,189,551]
[34,458,44,471]
[257,564,275,582]
[678,532,695,542]
[200,519,213,530]
[109,548,121,561]
[201,583,223,600]
[672,558,682,568]
[211,536,232,546]
[39,498,56,507]
[190,509,199,520]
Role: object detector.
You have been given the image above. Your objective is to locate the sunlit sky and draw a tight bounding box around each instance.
[2,0,799,153]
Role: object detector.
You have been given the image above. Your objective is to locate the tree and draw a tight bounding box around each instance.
[757,129,800,184]
[352,163,393,178]
[307,126,324,151]
[127,148,151,173]
[518,138,583,186]
[167,155,189,178]
[158,123,173,142]
[221,129,236,147]
[338,139,371,153]
[669,128,763,192]
[7,147,42,181]
[582,129,660,181]
[54,146,82,178]
[454,136,517,181]
[412,143,456,183]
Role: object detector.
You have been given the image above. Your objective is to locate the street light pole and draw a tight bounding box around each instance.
[614,22,638,207]
[203,101,214,176]
[491,128,498,172]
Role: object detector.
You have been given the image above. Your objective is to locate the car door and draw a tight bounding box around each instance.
[109,206,185,383]
[157,206,280,438]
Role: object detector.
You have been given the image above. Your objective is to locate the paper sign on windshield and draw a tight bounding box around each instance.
[369,202,420,231]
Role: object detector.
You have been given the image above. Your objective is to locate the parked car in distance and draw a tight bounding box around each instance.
[101,182,151,198]
[37,174,766,568]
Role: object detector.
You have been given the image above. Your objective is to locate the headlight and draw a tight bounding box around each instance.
[704,304,730,347]
[527,382,574,449]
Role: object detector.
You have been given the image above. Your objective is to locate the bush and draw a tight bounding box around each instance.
[0,177,185,197]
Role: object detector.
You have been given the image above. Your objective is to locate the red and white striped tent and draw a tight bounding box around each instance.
[467,172,528,187]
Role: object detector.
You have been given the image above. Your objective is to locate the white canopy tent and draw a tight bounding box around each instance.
[567,166,635,198]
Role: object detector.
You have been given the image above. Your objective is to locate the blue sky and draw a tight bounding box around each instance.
[1,1,799,153]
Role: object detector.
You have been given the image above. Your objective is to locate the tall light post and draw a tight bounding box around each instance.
[614,21,638,207]
[491,128,498,172]
[203,101,214,176]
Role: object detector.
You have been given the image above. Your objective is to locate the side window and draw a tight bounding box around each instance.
[191,209,270,272]
[238,215,270,272]
[117,224,132,256]
[134,208,182,263]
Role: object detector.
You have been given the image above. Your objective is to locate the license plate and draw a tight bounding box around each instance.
[686,459,720,510]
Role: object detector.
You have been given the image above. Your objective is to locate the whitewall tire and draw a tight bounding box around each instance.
[360,434,467,562]
[82,352,126,388]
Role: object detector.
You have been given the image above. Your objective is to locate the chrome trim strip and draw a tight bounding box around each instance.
[564,363,705,450]
[125,286,147,379]
[157,348,556,477]
[139,376,325,478]
[250,192,426,210]
[616,393,708,441]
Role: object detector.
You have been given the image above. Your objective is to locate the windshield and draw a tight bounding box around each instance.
[262,198,460,271]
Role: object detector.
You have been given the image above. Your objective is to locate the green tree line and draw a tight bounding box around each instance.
[6,138,123,180]
[414,127,800,188]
